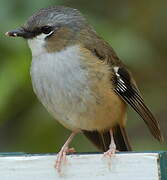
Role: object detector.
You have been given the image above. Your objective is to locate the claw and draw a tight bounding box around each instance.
[104,148,118,158]
[54,131,78,173]
[55,147,76,173]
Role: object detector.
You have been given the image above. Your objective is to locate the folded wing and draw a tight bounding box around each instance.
[112,66,163,142]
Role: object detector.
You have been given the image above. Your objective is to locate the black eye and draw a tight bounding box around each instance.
[41,26,53,34]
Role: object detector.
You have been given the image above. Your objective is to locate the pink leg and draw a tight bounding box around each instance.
[104,129,117,157]
[55,131,78,173]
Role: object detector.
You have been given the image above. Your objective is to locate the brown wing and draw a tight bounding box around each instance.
[112,66,163,142]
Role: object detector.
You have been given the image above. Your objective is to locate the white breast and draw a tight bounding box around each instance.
[29,44,95,130]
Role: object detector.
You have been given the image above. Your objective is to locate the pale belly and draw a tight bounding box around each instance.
[30,45,126,131]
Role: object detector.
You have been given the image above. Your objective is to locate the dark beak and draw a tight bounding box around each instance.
[5,28,33,38]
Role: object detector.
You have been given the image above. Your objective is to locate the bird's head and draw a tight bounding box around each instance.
[6,6,92,55]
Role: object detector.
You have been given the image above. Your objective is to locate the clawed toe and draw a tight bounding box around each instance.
[55,147,76,173]
[104,148,117,158]
[54,132,77,173]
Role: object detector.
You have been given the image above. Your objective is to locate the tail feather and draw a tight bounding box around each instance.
[83,125,132,152]
[113,125,132,151]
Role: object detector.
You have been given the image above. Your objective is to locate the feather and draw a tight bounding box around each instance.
[113,66,163,142]
[83,125,132,152]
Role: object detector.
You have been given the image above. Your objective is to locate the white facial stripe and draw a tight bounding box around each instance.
[46,30,54,37]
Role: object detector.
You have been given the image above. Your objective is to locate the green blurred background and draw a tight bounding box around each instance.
[1,0,166,153]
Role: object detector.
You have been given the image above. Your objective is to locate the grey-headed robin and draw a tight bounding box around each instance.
[6,6,163,172]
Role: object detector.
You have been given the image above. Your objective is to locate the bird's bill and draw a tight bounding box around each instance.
[5,28,31,38]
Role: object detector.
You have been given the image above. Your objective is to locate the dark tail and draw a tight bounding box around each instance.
[83,125,132,151]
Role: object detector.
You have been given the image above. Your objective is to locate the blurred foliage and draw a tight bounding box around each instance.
[0,0,166,153]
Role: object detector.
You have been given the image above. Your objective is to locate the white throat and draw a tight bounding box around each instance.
[28,33,49,57]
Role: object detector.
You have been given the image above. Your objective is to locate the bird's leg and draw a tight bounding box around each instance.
[55,131,78,173]
[104,129,117,157]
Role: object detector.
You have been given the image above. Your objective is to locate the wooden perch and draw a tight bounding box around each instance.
[0,152,166,180]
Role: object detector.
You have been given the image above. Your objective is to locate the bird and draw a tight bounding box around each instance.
[6,6,163,172]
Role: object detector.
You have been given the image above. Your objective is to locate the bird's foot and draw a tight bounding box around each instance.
[55,147,76,173]
[103,148,118,158]
[104,129,118,158]
[103,148,118,169]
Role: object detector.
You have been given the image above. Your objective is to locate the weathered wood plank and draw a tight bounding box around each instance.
[0,152,166,180]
